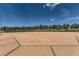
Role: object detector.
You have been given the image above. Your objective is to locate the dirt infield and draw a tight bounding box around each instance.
[8,46,54,56]
[0,32,79,56]
[0,36,20,56]
[2,32,78,45]
[52,45,79,56]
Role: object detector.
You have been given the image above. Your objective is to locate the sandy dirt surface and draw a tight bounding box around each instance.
[52,45,79,56]
[2,32,78,45]
[77,33,79,41]
[8,46,54,56]
[75,32,79,44]
[0,32,79,56]
[0,36,20,56]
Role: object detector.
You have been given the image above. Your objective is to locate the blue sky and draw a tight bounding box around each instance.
[0,3,79,27]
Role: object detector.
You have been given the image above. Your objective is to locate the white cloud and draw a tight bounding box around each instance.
[45,3,51,7]
[43,3,60,10]
[51,3,60,7]
[50,18,55,22]
[43,3,51,8]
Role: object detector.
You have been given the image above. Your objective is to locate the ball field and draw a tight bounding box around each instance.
[0,32,79,56]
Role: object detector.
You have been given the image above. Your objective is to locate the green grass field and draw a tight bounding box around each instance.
[2,28,79,32]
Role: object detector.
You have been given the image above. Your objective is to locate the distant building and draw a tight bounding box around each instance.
[68,27,71,29]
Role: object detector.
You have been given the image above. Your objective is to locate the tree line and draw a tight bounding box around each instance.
[1,23,79,32]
